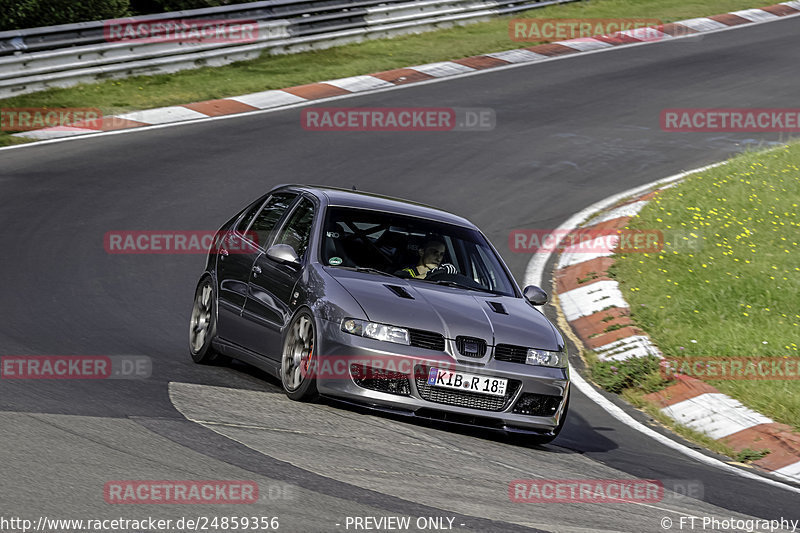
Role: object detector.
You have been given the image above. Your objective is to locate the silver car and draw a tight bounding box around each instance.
[189,184,570,443]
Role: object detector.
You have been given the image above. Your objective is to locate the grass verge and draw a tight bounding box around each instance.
[609,142,800,431]
[584,352,771,462]
[0,0,781,146]
[577,350,747,460]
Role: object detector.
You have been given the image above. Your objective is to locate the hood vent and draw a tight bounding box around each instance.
[487,301,507,314]
[385,284,414,299]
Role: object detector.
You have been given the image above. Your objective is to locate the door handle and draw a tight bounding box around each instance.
[252,265,262,276]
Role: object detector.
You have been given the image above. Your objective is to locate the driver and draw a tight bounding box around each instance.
[396,237,457,279]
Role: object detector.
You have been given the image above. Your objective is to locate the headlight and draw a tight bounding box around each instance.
[341,318,410,345]
[526,348,567,368]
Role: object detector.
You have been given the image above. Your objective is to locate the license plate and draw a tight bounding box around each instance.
[427,367,507,397]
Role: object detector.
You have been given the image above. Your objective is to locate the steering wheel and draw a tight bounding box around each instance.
[424,263,458,280]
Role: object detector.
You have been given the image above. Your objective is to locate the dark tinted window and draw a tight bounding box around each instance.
[321,207,515,296]
[249,193,296,248]
[275,198,315,259]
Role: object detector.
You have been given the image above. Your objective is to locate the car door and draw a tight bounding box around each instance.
[240,197,316,359]
[216,192,297,346]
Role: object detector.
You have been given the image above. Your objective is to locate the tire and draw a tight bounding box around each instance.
[189,277,227,365]
[281,310,319,401]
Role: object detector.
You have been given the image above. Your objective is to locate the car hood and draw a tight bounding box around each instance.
[328,269,562,350]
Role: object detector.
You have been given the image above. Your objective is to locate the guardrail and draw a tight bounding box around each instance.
[0,0,580,99]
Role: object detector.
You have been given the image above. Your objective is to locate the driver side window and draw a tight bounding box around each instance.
[275,198,315,259]
[249,193,297,249]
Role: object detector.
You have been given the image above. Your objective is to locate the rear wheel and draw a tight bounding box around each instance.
[281,311,319,401]
[189,278,227,364]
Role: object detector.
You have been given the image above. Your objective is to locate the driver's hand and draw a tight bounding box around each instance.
[430,263,457,275]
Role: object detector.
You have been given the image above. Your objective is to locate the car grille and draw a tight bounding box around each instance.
[414,365,520,411]
[494,344,528,364]
[408,329,446,351]
[350,364,410,396]
[512,393,563,416]
[456,336,487,358]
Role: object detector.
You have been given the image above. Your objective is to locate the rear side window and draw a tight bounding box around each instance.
[275,198,315,259]
[249,193,297,248]
[237,199,265,234]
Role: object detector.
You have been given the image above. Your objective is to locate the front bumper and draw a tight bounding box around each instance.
[315,318,570,434]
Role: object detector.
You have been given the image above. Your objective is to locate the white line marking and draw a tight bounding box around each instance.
[554,38,613,51]
[556,238,617,268]
[18,128,98,139]
[485,49,548,63]
[116,106,209,124]
[618,27,672,42]
[527,158,800,492]
[407,61,475,77]
[677,18,730,32]
[230,90,306,109]
[559,280,628,320]
[730,8,780,22]
[593,335,662,361]
[323,75,395,92]
[662,393,773,440]
[589,200,649,225]
[776,461,800,479]
[569,364,800,492]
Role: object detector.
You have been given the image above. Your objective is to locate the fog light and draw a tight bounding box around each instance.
[342,319,362,335]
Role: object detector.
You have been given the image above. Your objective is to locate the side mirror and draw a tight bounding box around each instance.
[523,285,548,306]
[266,244,300,266]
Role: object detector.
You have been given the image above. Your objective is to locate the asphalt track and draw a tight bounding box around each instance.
[2,14,800,533]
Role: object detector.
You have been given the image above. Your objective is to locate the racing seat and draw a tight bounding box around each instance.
[323,228,355,267]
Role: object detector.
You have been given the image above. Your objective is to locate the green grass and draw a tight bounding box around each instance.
[610,143,800,431]
[0,0,779,146]
[588,352,670,394]
[735,447,771,462]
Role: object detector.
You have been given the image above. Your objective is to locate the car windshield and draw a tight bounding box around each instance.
[321,206,517,296]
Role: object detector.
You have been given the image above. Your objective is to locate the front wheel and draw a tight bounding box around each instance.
[189,277,227,364]
[281,311,319,401]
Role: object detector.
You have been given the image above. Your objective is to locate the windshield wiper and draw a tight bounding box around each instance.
[428,279,500,294]
[335,266,398,278]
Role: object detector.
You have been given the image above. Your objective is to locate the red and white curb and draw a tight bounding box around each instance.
[551,173,800,484]
[554,195,663,360]
[14,1,800,140]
